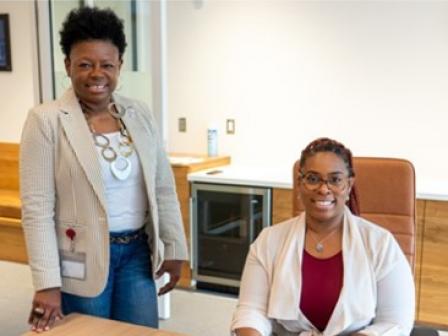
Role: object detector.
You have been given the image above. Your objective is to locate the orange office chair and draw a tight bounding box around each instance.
[292,157,438,336]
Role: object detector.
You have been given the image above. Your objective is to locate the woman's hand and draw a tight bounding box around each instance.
[28,288,64,333]
[156,260,183,295]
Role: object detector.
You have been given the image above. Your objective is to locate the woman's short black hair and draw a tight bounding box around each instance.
[60,6,127,59]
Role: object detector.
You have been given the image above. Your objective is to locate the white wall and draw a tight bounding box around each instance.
[0,1,38,142]
[166,1,448,183]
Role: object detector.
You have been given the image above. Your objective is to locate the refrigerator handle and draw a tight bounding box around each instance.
[189,196,195,271]
[249,198,258,242]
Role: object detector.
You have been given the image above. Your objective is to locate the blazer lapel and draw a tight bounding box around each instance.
[58,89,108,213]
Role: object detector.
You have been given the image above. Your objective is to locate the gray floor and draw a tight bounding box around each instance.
[159,289,236,336]
[1,261,35,336]
[1,261,446,336]
[0,260,237,336]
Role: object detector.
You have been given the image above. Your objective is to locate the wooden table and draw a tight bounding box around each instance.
[21,313,188,336]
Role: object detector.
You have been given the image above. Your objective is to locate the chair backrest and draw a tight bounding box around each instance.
[292,157,416,269]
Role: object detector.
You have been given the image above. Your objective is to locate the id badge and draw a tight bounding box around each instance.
[60,250,86,280]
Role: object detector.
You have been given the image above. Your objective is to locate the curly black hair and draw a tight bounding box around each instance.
[59,6,127,59]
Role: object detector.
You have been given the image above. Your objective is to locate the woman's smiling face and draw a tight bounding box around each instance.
[299,152,354,227]
[65,39,122,108]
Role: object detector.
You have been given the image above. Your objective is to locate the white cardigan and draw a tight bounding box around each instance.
[231,207,415,336]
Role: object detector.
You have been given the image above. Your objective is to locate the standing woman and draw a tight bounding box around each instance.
[20,7,187,333]
[231,138,415,336]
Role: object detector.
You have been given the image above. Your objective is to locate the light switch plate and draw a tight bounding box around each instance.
[178,118,187,132]
[226,119,235,134]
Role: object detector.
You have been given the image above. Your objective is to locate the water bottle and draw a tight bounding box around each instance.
[207,125,218,157]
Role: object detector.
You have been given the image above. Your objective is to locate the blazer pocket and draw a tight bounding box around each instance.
[56,223,87,253]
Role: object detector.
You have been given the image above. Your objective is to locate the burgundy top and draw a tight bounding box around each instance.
[299,250,343,331]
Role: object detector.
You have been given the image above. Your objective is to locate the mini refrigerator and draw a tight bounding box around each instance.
[191,183,272,292]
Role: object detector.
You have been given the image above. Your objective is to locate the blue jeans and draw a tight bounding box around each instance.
[62,230,158,328]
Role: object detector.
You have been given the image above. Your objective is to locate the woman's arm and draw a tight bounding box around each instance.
[356,257,415,336]
[153,139,187,294]
[136,101,188,293]
[154,132,188,260]
[20,109,61,289]
[138,101,188,259]
[231,243,272,336]
[20,108,63,331]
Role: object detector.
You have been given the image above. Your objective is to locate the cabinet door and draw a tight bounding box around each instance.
[418,200,448,326]
[172,166,192,288]
[415,199,425,320]
[272,188,293,224]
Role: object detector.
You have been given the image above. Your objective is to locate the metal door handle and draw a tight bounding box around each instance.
[189,197,195,271]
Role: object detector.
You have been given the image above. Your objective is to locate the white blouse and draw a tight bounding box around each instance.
[231,207,415,336]
[96,131,148,232]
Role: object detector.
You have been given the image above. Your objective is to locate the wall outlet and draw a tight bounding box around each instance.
[178,118,187,132]
[226,119,235,134]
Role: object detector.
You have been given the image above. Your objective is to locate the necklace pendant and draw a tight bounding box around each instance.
[315,242,324,253]
[110,156,132,180]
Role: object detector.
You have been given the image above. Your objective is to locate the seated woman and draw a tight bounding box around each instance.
[231,138,415,336]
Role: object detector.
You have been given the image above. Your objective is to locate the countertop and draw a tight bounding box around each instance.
[187,164,448,201]
[169,153,227,167]
[188,165,291,189]
[168,153,231,171]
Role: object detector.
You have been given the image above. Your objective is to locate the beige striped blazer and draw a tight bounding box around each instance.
[20,88,188,297]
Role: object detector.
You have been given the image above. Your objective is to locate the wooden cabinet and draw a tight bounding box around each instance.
[272,188,293,225]
[417,200,448,327]
[170,154,231,288]
[0,143,25,263]
[415,199,426,319]
[0,217,27,263]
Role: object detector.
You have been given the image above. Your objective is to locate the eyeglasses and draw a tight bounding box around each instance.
[300,171,349,192]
